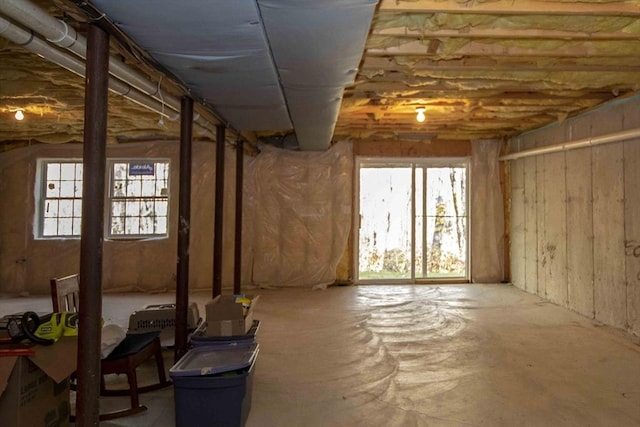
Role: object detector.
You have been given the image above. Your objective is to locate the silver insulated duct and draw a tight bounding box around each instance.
[85,0,378,150]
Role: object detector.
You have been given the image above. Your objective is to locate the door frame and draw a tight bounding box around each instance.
[353,156,471,284]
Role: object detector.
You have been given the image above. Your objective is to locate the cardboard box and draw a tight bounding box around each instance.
[0,336,77,427]
[205,295,258,337]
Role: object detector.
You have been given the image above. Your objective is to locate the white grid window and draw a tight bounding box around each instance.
[108,160,170,238]
[39,160,83,237]
[36,159,170,239]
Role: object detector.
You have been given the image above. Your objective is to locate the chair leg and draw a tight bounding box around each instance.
[136,338,172,393]
[93,336,172,420]
[127,367,141,409]
[97,366,147,421]
[154,340,168,384]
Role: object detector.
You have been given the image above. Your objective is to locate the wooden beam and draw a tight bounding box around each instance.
[356,73,640,87]
[353,139,472,157]
[378,0,640,16]
[336,116,553,127]
[349,80,631,92]
[366,39,640,57]
[343,88,617,101]
[373,27,640,41]
[360,57,640,73]
[339,103,595,115]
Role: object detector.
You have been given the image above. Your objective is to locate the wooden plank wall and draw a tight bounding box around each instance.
[523,156,538,295]
[535,154,547,298]
[510,158,525,290]
[565,145,594,318]
[624,145,640,336]
[544,151,567,306]
[622,101,640,337]
[508,95,640,337]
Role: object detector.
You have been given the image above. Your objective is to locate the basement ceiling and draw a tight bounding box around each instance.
[2,0,640,149]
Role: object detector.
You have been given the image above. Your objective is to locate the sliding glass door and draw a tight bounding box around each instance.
[357,165,413,280]
[356,159,469,282]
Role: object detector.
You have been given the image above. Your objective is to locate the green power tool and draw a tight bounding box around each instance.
[6,311,79,345]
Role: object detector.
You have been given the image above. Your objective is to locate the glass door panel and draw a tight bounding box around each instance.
[422,167,467,278]
[356,160,468,282]
[357,166,413,280]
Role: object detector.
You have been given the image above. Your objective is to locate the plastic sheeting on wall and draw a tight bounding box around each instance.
[245,141,353,288]
[471,140,505,283]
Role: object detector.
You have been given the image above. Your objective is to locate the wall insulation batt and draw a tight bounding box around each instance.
[0,140,353,294]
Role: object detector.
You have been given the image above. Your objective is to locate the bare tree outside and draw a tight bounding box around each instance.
[358,163,467,281]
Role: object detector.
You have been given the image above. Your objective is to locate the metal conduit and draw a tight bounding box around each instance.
[500,127,640,161]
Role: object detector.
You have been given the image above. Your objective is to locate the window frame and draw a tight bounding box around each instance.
[35,158,84,239]
[353,156,471,283]
[106,158,171,240]
[34,158,171,240]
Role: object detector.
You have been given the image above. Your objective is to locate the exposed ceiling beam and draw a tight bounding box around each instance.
[343,88,617,100]
[372,27,640,41]
[360,57,640,73]
[377,0,640,16]
[366,40,640,57]
[351,79,632,93]
[340,103,593,113]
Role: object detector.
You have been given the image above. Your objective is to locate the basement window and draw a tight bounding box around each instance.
[108,160,170,238]
[35,159,170,239]
[37,160,84,238]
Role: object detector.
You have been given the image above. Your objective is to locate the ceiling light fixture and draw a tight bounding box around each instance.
[14,110,24,121]
[416,107,426,123]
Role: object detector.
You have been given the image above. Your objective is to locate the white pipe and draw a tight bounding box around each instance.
[0,0,234,135]
[499,127,640,161]
[0,0,178,109]
[0,16,179,121]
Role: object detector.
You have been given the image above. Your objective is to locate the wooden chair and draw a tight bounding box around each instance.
[50,274,172,421]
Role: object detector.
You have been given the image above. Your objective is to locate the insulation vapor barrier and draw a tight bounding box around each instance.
[0,139,353,294]
[471,140,504,283]
[245,141,353,288]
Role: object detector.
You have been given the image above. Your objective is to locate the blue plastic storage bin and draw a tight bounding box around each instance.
[170,343,259,427]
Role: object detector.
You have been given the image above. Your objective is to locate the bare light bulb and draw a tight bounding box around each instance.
[416,107,426,123]
[15,110,24,121]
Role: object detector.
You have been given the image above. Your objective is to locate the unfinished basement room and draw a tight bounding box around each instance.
[1,0,639,426]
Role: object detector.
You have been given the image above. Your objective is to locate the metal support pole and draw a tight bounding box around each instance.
[233,139,244,294]
[213,125,225,298]
[76,23,109,427]
[175,96,193,362]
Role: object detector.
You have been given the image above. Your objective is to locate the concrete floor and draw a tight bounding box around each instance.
[1,284,639,426]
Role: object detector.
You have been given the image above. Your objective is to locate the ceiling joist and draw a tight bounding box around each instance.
[3,0,640,145]
[366,39,640,58]
[373,27,640,41]
[360,57,640,73]
[377,0,640,16]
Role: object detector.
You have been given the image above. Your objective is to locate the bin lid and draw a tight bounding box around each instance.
[190,319,260,342]
[169,342,258,377]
